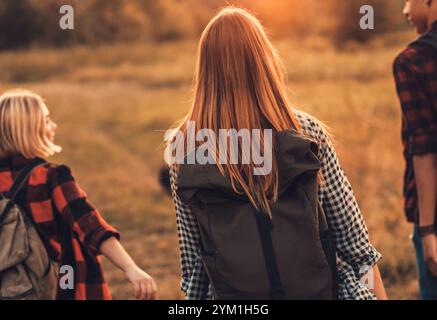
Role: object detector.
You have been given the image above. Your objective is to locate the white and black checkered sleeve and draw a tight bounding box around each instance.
[295,110,382,299]
[169,164,212,300]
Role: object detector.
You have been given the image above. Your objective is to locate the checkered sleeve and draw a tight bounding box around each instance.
[50,165,120,256]
[336,255,377,300]
[295,110,382,300]
[393,52,437,155]
[169,164,212,300]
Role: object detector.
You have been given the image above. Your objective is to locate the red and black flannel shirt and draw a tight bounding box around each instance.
[0,154,120,300]
[393,22,437,224]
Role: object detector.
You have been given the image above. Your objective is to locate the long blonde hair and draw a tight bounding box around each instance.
[171,7,301,217]
[0,89,62,159]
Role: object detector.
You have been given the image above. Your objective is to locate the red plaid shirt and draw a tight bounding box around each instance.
[0,154,120,300]
[393,22,437,223]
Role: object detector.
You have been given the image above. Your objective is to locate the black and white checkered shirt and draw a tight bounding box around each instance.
[169,110,382,300]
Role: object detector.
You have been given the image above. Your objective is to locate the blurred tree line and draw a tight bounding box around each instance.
[0,0,407,50]
[248,0,406,45]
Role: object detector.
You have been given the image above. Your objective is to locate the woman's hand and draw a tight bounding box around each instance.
[99,237,158,300]
[368,265,388,300]
[125,265,158,300]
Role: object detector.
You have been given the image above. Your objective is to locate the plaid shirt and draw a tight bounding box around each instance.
[393,22,437,224]
[0,155,120,300]
[169,110,382,300]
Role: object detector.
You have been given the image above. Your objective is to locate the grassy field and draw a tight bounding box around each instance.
[0,32,420,299]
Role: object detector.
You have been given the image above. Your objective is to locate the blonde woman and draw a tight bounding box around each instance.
[0,89,157,300]
[167,7,387,300]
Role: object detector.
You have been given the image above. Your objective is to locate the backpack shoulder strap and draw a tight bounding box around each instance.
[253,207,285,300]
[6,159,46,201]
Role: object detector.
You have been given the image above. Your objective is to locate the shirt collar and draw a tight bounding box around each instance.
[0,154,41,170]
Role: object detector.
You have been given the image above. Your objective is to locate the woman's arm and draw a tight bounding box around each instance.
[319,136,382,269]
[371,265,387,300]
[100,236,158,300]
[170,164,211,299]
[295,112,385,299]
[50,165,157,299]
[319,132,385,298]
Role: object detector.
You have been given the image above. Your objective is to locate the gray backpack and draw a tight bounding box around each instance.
[0,161,58,300]
[176,129,338,300]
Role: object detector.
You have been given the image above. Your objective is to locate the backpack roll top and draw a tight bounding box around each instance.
[275,129,321,196]
[176,129,337,300]
[176,129,321,205]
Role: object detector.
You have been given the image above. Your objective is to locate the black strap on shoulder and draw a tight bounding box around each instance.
[0,159,45,224]
[254,206,285,300]
[6,159,46,201]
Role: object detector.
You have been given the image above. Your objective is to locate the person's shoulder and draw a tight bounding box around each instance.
[292,109,331,146]
[43,161,75,183]
[394,45,420,63]
[393,41,431,70]
[43,161,71,172]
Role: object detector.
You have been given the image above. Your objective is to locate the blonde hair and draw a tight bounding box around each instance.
[170,7,303,217]
[0,89,62,159]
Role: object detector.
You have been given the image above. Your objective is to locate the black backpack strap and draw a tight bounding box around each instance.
[317,201,339,299]
[0,159,45,224]
[6,159,46,201]
[254,207,285,300]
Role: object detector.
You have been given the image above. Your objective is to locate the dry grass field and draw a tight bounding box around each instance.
[0,31,421,299]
